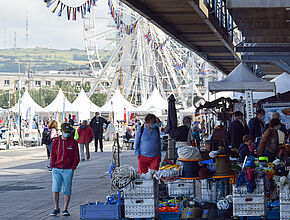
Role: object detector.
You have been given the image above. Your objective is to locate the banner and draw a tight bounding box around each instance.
[108,0,140,35]
[44,0,96,20]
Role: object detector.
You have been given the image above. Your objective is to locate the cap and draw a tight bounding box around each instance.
[61,123,73,133]
[271,112,280,119]
[234,111,243,117]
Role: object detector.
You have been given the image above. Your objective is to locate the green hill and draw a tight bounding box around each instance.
[0,47,90,72]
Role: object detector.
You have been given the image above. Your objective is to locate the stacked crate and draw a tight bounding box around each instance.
[200,179,218,202]
[279,184,290,220]
[123,179,159,219]
[233,178,266,217]
[167,179,195,197]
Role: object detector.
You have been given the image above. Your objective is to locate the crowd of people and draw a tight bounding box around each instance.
[227,110,289,163]
[40,109,289,216]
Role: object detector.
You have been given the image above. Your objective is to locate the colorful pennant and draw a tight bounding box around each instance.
[108,0,140,35]
[144,30,169,53]
[44,0,96,20]
[171,51,191,71]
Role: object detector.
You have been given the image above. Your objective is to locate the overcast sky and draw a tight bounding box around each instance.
[0,0,109,50]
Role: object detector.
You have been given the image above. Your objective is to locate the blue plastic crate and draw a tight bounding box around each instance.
[80,202,124,220]
[159,212,181,220]
[239,210,280,220]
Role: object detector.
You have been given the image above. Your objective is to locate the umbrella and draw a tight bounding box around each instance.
[166,94,177,137]
[166,94,177,160]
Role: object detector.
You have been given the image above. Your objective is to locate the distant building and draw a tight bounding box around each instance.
[0,69,96,91]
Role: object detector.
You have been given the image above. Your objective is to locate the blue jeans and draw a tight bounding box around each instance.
[47,142,53,167]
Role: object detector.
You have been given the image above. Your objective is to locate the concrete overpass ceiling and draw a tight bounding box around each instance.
[119,0,241,74]
[228,0,290,76]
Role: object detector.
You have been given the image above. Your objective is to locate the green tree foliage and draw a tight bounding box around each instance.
[90,93,107,107]
[0,90,21,109]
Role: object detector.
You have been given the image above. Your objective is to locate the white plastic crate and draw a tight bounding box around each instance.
[233,179,265,197]
[280,185,290,201]
[124,198,159,218]
[279,185,290,220]
[167,179,195,197]
[123,179,158,199]
[200,179,217,202]
[233,178,266,217]
[233,197,266,217]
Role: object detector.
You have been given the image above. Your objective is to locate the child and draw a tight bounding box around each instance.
[239,135,253,163]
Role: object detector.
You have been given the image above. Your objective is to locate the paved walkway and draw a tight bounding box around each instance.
[0,140,137,220]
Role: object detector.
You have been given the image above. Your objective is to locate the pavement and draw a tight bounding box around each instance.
[0,140,137,220]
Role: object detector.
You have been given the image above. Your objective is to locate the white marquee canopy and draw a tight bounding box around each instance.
[71,89,100,120]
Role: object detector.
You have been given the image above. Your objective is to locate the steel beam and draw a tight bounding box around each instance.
[236,46,290,53]
[273,61,290,72]
[227,0,290,8]
[242,55,290,62]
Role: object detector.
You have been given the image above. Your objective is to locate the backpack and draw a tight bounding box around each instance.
[42,129,52,145]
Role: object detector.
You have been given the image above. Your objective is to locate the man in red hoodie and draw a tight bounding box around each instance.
[50,123,80,216]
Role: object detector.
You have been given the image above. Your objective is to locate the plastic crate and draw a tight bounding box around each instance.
[159,212,181,220]
[80,202,124,220]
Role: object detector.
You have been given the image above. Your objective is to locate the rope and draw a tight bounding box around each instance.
[110,165,138,192]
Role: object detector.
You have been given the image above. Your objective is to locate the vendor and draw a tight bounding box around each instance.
[258,118,280,162]
[134,113,161,174]
[175,116,194,146]
[229,111,249,149]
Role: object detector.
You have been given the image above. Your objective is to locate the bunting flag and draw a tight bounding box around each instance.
[44,0,96,20]
[144,30,169,54]
[108,0,140,35]
[171,51,191,71]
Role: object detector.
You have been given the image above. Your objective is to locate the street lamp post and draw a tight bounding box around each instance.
[17,60,22,146]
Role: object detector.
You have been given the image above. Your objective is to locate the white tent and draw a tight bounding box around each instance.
[10,90,43,119]
[209,63,275,92]
[134,88,168,114]
[71,89,100,120]
[99,90,136,121]
[253,72,290,100]
[41,89,75,113]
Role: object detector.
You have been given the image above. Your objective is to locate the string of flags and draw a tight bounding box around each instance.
[44,0,96,20]
[144,30,169,53]
[108,0,140,35]
[172,51,191,71]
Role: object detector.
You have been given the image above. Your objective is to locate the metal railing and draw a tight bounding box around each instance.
[203,0,242,46]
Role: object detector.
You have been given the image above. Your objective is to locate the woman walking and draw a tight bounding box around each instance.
[47,119,58,170]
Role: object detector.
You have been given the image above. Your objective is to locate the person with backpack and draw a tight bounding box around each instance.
[134,113,161,175]
[46,119,58,170]
[258,118,280,162]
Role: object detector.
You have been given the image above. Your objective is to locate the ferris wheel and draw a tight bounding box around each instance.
[83,0,215,109]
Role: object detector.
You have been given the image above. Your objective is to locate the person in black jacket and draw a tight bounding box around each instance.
[229,111,249,149]
[248,109,265,142]
[89,112,108,152]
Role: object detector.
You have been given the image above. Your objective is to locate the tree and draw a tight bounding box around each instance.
[90,93,107,107]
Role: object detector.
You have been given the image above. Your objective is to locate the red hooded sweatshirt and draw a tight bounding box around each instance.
[51,136,80,170]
